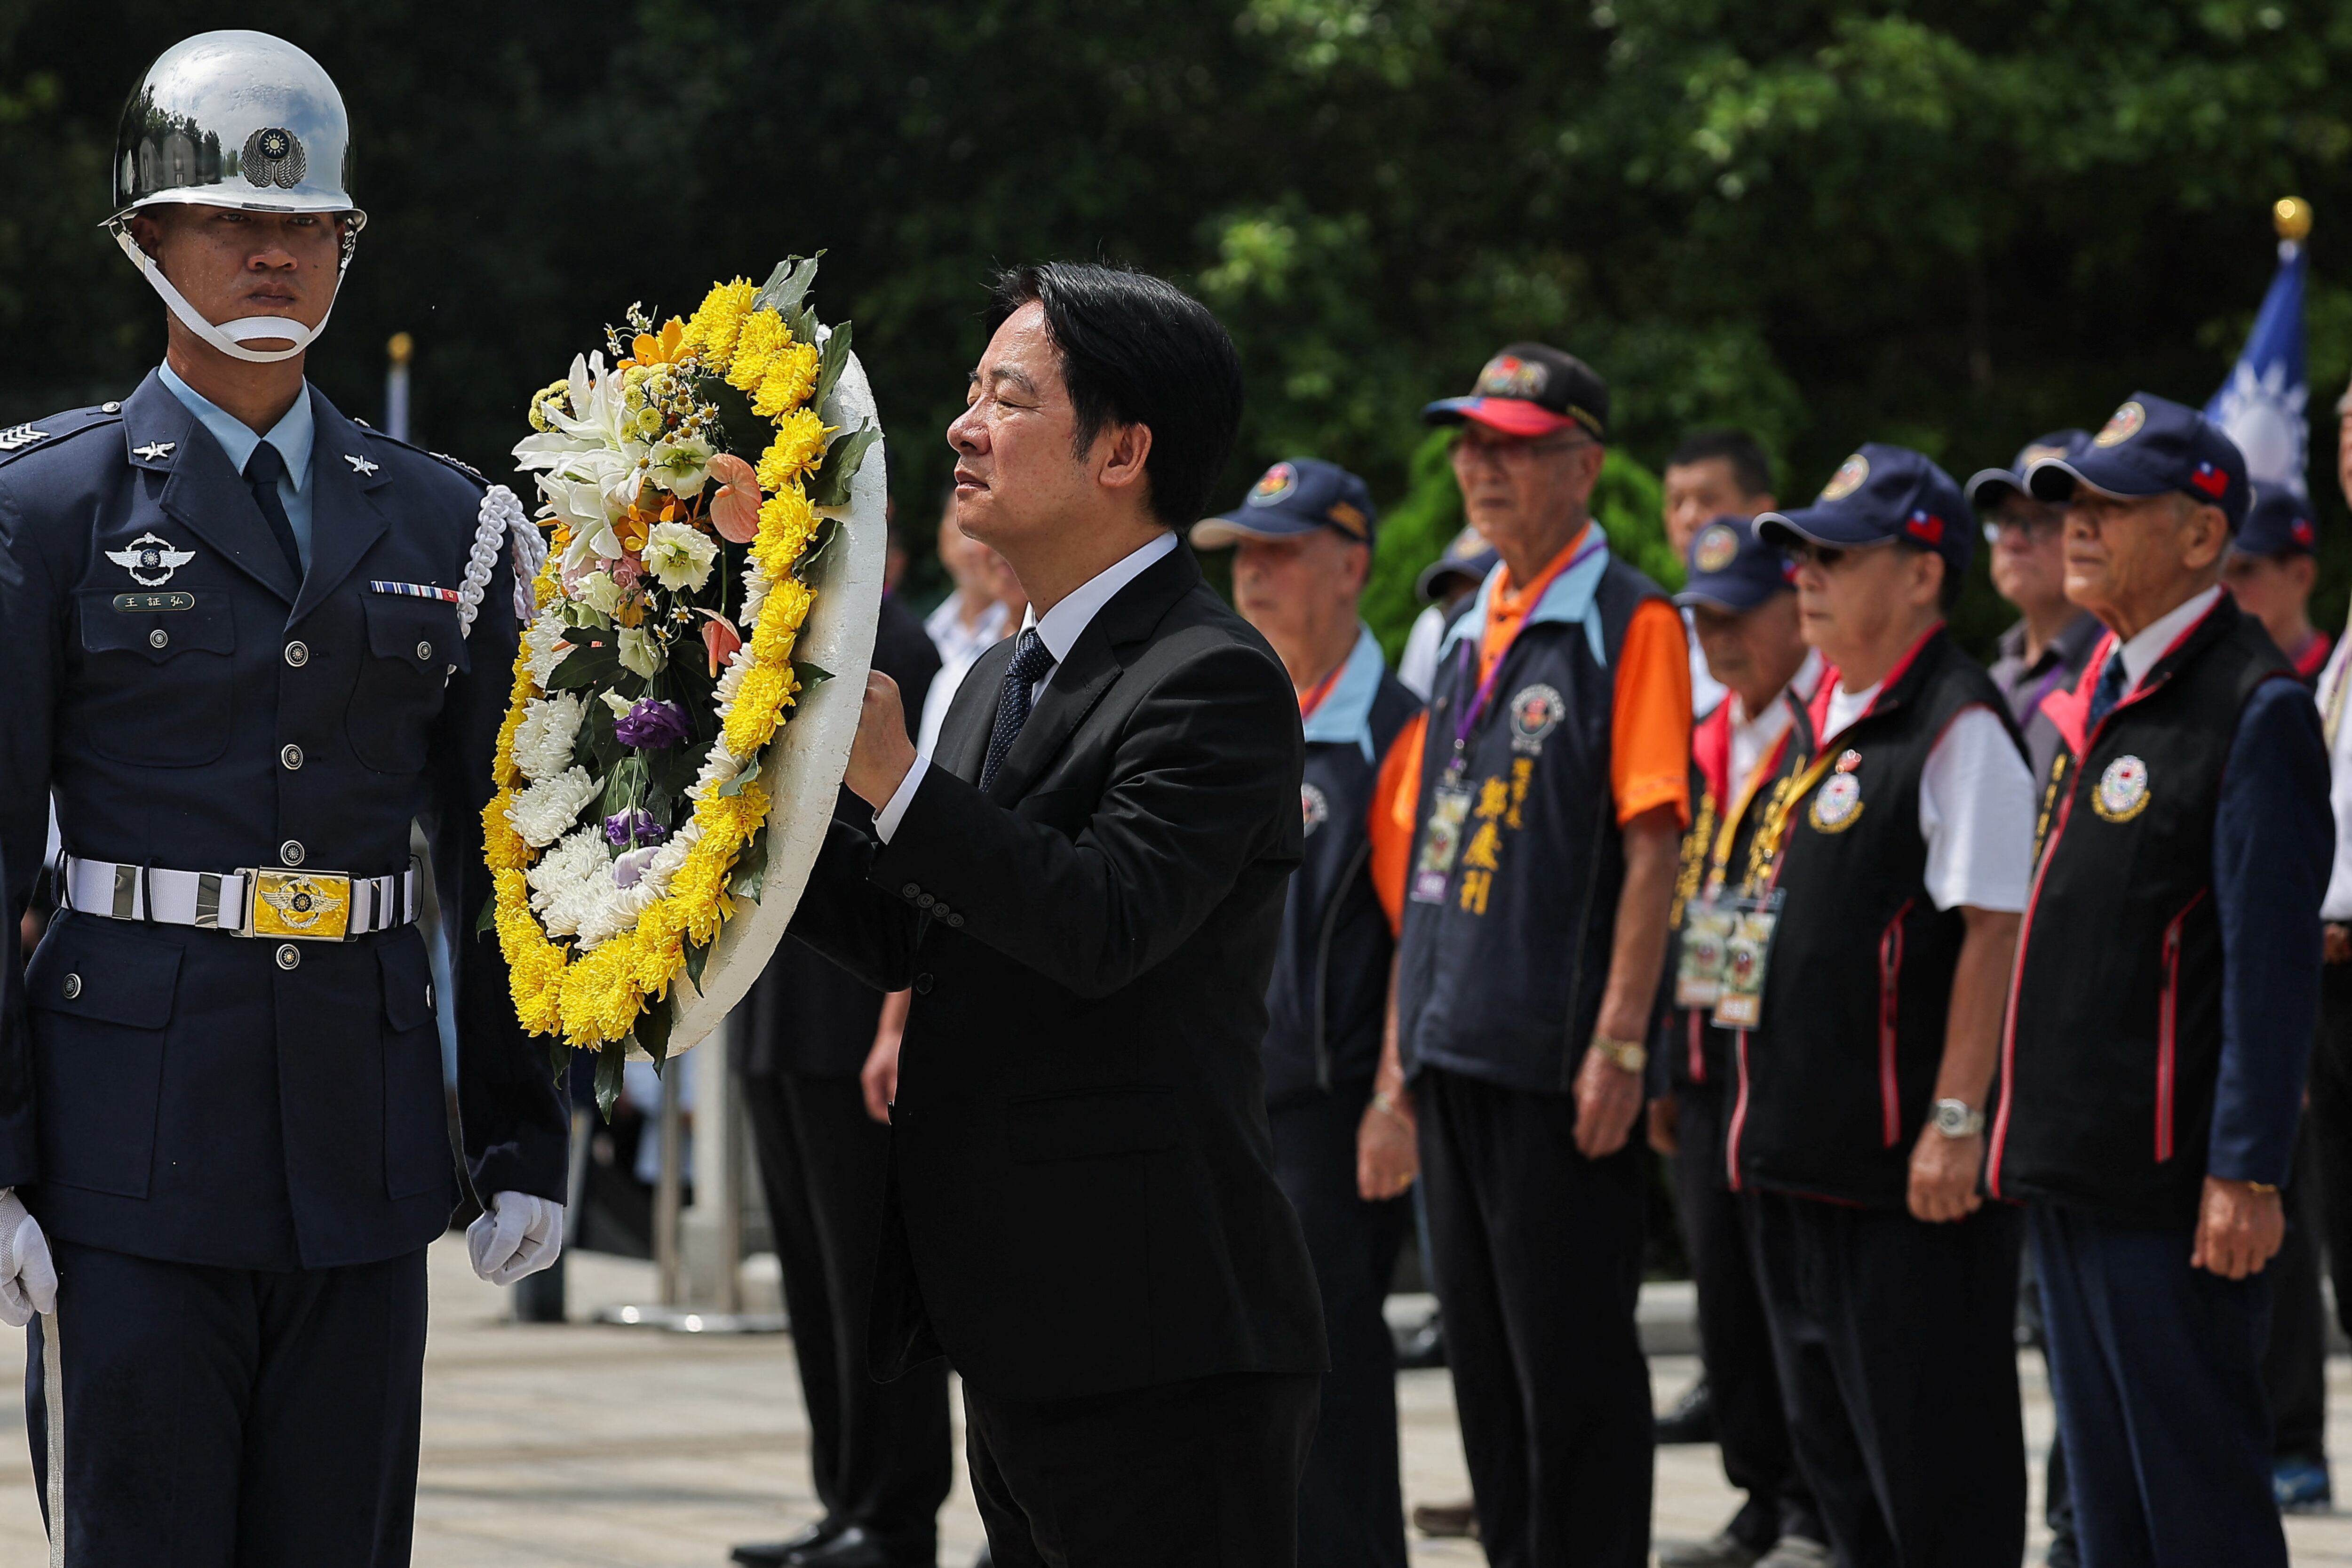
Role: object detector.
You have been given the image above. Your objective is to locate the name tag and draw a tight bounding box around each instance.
[111,591,195,612]
[1710,892,1784,1030]
[1675,893,1734,1008]
[1409,782,1474,905]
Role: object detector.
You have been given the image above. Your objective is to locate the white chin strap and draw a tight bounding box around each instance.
[111,225,344,365]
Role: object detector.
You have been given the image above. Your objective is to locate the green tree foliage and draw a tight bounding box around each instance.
[7,1,2350,638]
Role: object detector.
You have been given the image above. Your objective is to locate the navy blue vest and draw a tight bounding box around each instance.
[1263,629,1421,1107]
[1396,538,1666,1094]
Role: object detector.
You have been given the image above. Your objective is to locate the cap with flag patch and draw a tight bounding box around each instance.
[2236,490,2319,558]
[1674,515,1795,613]
[1756,442,1977,582]
[1966,429,2092,511]
[1416,525,1500,603]
[1422,342,1608,442]
[1190,456,1378,549]
[2025,392,2250,531]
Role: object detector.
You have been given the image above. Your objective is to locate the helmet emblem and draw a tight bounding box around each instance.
[241,126,307,190]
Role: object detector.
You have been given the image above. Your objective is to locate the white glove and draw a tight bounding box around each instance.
[0,1189,57,1327]
[467,1191,564,1286]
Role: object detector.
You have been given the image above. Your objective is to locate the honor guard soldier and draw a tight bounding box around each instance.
[1651,517,1826,1568]
[0,32,568,1564]
[1193,458,1422,1568]
[1362,344,1692,1568]
[1990,394,2333,1568]
[1742,446,2033,1568]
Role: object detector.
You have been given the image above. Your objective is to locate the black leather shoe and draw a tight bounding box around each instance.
[787,1525,936,1568]
[1655,1377,1716,1444]
[1394,1311,1447,1369]
[734,1521,841,1567]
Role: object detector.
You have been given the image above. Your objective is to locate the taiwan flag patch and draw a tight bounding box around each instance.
[2189,461,2228,499]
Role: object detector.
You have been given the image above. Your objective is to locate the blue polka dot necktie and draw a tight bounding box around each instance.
[981,629,1056,792]
[242,440,302,578]
[2087,653,2129,730]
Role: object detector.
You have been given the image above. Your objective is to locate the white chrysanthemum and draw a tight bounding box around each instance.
[689,745,748,802]
[508,766,600,848]
[525,826,610,937]
[644,521,718,592]
[524,612,569,687]
[511,692,586,782]
[713,646,753,710]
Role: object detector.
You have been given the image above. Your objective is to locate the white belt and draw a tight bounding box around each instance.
[61,855,420,942]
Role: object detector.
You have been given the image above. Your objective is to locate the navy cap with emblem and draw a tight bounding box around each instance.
[1674,515,1795,613]
[1966,429,2092,512]
[1415,524,1500,603]
[1757,442,1977,582]
[1422,342,1608,442]
[2235,490,2319,558]
[2025,392,2251,532]
[1190,457,1378,549]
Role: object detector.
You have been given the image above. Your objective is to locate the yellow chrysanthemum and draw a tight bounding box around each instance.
[751,340,822,419]
[727,310,792,395]
[681,278,756,370]
[755,408,833,492]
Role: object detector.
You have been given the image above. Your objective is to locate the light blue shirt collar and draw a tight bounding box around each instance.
[1303,624,1388,763]
[158,363,317,569]
[1437,524,1614,669]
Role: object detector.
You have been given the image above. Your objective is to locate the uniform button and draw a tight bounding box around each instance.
[279,840,305,867]
[932,903,952,920]
[916,892,936,909]
[284,640,309,668]
[276,944,301,971]
[415,640,434,661]
[913,973,934,995]
[101,401,121,415]
[280,744,304,771]
[61,974,81,1001]
[148,628,168,650]
[901,883,921,900]
[946,913,965,929]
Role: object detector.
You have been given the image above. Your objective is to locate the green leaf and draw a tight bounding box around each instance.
[594,1041,627,1122]
[705,377,764,466]
[636,996,675,1069]
[813,319,855,422]
[752,254,822,318]
[791,516,841,583]
[806,426,877,510]
[716,754,762,798]
[476,892,499,936]
[547,1039,569,1089]
[728,820,770,903]
[548,641,622,691]
[789,661,834,693]
[684,935,711,990]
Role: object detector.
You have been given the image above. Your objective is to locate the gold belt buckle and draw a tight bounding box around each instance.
[243,869,355,941]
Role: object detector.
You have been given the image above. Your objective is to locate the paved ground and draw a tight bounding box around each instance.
[0,1237,2348,1565]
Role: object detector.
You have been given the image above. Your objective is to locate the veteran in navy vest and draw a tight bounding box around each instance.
[1989,394,2331,1568]
[1743,446,2034,1568]
[1362,344,1692,1568]
[0,33,568,1566]
[1193,458,1421,1568]
[1650,517,1827,1568]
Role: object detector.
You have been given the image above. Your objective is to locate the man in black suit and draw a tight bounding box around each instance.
[730,583,945,1568]
[787,261,1327,1568]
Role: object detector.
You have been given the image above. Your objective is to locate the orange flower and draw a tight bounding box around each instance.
[707,453,763,543]
[626,317,689,366]
[700,610,744,676]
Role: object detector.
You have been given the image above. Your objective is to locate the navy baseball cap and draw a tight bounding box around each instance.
[2236,490,2319,558]
[1191,457,1377,549]
[1756,443,1977,582]
[1422,342,1608,442]
[1674,515,1794,613]
[1415,525,1499,602]
[1966,430,2092,511]
[2025,393,2250,531]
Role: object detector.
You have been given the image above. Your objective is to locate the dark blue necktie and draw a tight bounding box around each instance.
[242,441,302,578]
[980,629,1056,793]
[2086,653,2129,729]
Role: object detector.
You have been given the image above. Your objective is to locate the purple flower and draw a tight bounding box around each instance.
[604,808,667,850]
[612,845,662,889]
[614,697,690,750]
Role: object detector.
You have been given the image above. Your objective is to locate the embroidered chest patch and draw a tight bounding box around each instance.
[1510,684,1564,754]
[2092,754,2152,822]
[1808,750,1866,833]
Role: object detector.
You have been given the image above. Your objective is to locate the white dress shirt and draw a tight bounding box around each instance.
[2111,585,2223,696]
[1727,649,1823,798]
[2306,606,2352,920]
[877,531,1179,841]
[159,362,317,569]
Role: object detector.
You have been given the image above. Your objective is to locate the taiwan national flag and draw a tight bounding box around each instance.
[2206,227,2309,501]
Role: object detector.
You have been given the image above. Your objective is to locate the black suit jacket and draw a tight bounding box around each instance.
[736,592,941,1080]
[788,543,1327,1401]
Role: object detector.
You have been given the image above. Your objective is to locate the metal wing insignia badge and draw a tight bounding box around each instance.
[105,531,197,587]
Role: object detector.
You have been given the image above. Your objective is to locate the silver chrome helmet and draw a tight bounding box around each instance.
[106,31,365,364]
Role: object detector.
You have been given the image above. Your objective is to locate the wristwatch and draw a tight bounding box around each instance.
[1931,1098,1985,1138]
[1590,1035,1648,1075]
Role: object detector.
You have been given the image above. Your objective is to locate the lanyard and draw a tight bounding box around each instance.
[1443,533,1604,776]
[1297,659,1345,720]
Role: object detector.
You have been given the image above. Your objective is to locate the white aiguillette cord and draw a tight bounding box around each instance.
[110,223,345,365]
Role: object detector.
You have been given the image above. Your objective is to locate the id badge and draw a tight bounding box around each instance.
[1710,891,1784,1030]
[1675,894,1735,1009]
[1409,782,1475,904]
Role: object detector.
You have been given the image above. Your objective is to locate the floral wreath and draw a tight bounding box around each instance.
[483,258,877,1097]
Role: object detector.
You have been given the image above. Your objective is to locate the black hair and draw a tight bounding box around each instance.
[1666,429,1775,500]
[987,262,1243,528]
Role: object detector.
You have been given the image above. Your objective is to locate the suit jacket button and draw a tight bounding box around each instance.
[946,914,964,929]
[148,628,168,649]
[280,744,304,771]
[914,973,933,995]
[416,640,434,661]
[932,903,952,919]
[279,840,305,867]
[284,640,309,668]
[917,893,936,909]
[276,944,301,971]
[61,974,81,1001]
[901,883,920,900]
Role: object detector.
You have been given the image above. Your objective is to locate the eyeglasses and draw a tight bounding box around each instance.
[1452,433,1594,470]
[1782,539,1850,570]
[1981,515,2065,547]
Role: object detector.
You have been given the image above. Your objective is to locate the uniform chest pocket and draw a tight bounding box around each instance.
[75,590,238,767]
[349,595,468,773]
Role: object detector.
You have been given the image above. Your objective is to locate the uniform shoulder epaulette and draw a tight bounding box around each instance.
[0,402,127,471]
[357,425,492,489]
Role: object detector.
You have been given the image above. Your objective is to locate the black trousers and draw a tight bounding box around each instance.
[1417,1067,1652,1568]
[1748,1192,2024,1568]
[2032,1202,2285,1568]
[742,1070,952,1554]
[1268,1082,1410,1568]
[964,1370,1320,1568]
[2310,957,2352,1346]
[25,1239,427,1568]
[1672,1091,1820,1550]
[2261,1131,2328,1464]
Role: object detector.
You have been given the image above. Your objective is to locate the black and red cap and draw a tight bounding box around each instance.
[2025,393,2250,532]
[1422,342,1608,442]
